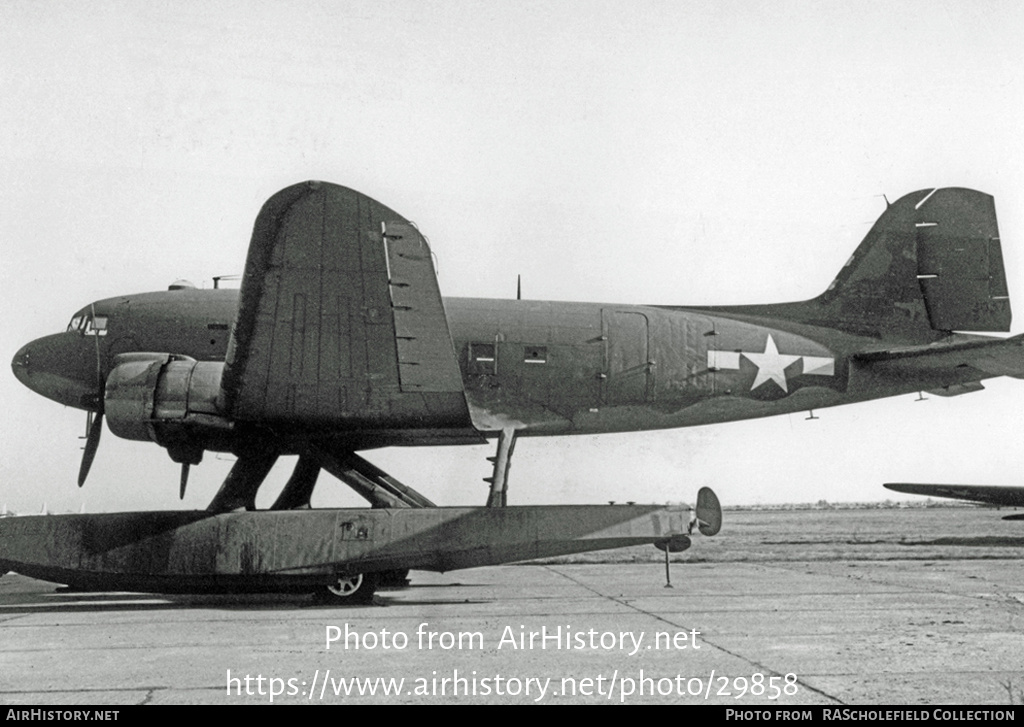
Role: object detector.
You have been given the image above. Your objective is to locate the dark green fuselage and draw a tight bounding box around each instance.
[22,286,997,448]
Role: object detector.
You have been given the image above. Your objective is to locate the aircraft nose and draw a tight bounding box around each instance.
[11,343,31,385]
[11,334,101,411]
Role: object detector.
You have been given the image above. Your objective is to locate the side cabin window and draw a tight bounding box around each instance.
[467,342,497,375]
[523,346,547,364]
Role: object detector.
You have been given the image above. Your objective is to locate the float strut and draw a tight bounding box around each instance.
[316,447,435,508]
[484,427,518,508]
[207,452,279,512]
[270,455,321,510]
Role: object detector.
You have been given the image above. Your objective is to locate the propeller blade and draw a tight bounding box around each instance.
[179,463,190,500]
[78,412,103,487]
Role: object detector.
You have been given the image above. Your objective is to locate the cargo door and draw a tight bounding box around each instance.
[602,309,653,405]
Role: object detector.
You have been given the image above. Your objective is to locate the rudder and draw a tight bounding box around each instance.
[915,188,1009,332]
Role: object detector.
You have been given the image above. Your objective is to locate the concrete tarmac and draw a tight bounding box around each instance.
[2,549,1023,705]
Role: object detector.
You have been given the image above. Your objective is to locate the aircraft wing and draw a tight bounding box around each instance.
[219,181,482,444]
[884,483,1024,507]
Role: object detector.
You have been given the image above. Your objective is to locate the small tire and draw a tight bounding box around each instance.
[316,572,378,605]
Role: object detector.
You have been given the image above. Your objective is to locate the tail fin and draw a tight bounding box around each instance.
[730,188,1010,341]
[815,188,1009,337]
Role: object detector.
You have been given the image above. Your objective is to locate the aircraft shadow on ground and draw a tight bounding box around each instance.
[0,580,495,614]
[904,536,1024,547]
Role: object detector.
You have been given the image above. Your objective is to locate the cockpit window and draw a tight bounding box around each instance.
[67,312,108,336]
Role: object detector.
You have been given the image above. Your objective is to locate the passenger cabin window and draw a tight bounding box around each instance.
[524,346,548,364]
[467,342,497,375]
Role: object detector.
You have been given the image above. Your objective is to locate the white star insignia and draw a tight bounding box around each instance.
[742,335,802,392]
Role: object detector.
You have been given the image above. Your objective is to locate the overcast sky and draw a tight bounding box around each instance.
[2,1,1023,514]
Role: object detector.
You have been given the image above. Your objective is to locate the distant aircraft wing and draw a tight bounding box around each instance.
[884,483,1024,507]
[219,181,482,445]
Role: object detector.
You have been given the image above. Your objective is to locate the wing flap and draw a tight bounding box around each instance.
[220,182,479,438]
[385,221,465,392]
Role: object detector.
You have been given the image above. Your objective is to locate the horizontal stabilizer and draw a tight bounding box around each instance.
[925,382,984,397]
[854,333,1024,362]
[695,486,722,536]
[855,333,1024,380]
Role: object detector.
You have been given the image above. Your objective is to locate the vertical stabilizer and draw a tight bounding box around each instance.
[725,188,1011,341]
[813,188,1009,338]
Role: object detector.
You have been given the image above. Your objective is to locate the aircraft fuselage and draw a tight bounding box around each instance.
[13,287,998,451]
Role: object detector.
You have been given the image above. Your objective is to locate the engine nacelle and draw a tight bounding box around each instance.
[104,354,231,462]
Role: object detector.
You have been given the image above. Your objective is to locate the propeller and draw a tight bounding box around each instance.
[77,304,105,487]
[78,411,103,487]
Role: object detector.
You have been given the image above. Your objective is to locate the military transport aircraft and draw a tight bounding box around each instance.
[884,483,1024,520]
[4,182,1022,601]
